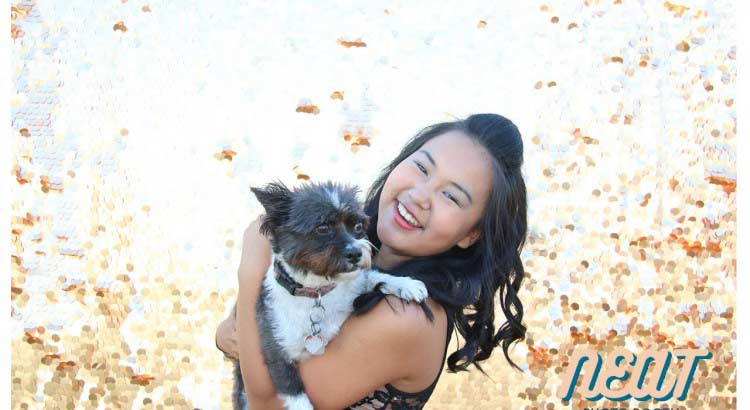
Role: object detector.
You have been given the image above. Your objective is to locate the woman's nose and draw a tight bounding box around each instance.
[409,185,431,210]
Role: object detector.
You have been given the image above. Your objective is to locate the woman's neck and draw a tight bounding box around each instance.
[372,244,412,270]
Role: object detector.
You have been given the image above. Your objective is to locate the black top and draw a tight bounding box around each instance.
[345,306,454,409]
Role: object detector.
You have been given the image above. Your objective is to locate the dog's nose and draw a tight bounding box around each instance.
[345,248,362,264]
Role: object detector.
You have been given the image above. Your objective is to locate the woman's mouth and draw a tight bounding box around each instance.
[393,201,423,230]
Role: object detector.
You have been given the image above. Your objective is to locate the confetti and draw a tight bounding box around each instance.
[664,1,690,17]
[13,166,30,184]
[296,102,320,114]
[214,149,237,161]
[293,165,310,180]
[337,38,367,48]
[131,374,155,386]
[706,175,736,195]
[113,21,128,32]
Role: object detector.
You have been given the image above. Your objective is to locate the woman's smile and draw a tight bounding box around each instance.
[393,200,423,231]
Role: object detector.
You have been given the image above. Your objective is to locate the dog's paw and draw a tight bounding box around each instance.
[380,276,428,302]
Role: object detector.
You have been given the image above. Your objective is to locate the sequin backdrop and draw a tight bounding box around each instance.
[10,0,736,409]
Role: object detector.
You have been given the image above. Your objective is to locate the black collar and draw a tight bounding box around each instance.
[273,259,336,298]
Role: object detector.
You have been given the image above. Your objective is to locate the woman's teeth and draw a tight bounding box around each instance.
[397,202,422,228]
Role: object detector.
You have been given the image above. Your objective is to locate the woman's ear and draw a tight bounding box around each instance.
[457,228,480,249]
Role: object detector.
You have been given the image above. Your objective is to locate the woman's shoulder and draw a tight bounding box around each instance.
[356,296,449,389]
[374,295,447,330]
[343,294,448,352]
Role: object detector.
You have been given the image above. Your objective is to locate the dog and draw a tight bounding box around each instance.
[231,180,428,410]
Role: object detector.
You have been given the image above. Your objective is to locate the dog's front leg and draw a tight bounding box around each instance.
[256,286,314,410]
[267,358,313,410]
[257,323,313,410]
[365,271,428,302]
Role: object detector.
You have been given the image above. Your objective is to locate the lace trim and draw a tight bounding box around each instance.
[347,384,432,410]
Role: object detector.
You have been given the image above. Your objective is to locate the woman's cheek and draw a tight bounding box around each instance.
[427,211,452,245]
[435,209,468,246]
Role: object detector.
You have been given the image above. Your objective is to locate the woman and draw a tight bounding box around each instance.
[216,113,528,409]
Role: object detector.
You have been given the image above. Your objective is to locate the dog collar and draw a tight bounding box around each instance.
[273,259,337,298]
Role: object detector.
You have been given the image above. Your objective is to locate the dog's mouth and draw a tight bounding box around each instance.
[320,256,371,279]
[327,259,368,277]
[345,259,368,272]
[329,245,373,277]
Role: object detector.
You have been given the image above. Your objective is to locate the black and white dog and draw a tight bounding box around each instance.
[231,181,428,410]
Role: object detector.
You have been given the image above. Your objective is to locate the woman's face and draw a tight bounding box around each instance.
[377,130,494,258]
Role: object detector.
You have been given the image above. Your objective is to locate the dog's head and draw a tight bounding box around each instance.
[250,180,372,278]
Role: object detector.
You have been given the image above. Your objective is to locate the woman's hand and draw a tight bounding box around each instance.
[231,216,286,409]
[215,310,238,359]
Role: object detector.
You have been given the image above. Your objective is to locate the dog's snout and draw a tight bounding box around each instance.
[345,247,362,264]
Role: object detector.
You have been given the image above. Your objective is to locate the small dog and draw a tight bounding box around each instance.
[231,180,428,410]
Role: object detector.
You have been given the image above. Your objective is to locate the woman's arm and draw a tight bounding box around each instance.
[234,216,286,409]
[232,217,442,410]
[297,295,440,410]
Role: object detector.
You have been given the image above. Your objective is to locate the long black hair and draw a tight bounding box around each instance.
[352,113,528,373]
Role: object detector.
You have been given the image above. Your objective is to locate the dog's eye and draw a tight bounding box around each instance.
[353,222,364,233]
[316,224,331,234]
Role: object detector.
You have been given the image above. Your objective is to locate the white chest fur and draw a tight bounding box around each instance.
[261,262,368,362]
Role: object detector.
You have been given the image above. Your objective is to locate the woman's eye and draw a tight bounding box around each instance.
[353,222,363,232]
[444,191,459,205]
[316,224,331,234]
[414,161,428,175]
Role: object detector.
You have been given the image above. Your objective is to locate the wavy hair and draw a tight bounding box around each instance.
[352,113,528,373]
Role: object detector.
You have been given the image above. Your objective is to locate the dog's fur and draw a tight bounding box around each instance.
[231,181,428,410]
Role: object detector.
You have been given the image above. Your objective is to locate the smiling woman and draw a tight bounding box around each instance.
[216,113,528,409]
[356,114,527,374]
[375,131,494,263]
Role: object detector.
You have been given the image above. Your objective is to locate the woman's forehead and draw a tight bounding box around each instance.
[420,130,483,154]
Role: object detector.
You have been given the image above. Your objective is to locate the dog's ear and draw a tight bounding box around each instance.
[250,181,292,237]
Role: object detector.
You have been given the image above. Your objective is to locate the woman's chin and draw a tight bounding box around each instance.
[380,223,420,252]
